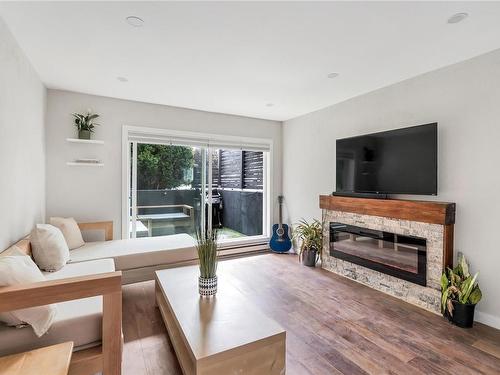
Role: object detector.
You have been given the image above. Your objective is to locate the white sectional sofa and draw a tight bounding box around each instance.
[70,232,197,284]
[0,221,199,357]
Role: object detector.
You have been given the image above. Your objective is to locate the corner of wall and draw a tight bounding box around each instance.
[0,16,47,249]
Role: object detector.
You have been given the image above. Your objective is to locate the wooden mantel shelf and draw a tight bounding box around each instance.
[319,195,456,225]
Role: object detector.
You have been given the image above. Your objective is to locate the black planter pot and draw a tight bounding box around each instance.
[78,130,91,140]
[302,248,318,267]
[449,301,476,328]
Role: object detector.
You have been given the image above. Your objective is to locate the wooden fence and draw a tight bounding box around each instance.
[194,150,264,190]
[219,150,263,190]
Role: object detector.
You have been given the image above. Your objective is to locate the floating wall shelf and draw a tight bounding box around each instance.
[66,162,104,167]
[66,138,104,145]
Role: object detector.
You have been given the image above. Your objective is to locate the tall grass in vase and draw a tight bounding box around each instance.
[196,229,219,297]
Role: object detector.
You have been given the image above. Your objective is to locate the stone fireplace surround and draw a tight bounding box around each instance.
[319,195,455,313]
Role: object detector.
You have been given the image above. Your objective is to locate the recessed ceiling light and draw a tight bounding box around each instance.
[266,103,274,107]
[327,72,339,79]
[117,76,128,82]
[126,16,144,27]
[447,13,468,24]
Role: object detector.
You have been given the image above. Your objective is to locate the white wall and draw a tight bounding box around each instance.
[45,90,282,240]
[283,48,500,328]
[0,17,46,250]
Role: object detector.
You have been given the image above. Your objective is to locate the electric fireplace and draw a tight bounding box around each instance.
[330,222,427,286]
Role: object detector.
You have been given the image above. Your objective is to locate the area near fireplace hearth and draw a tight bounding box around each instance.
[320,195,456,313]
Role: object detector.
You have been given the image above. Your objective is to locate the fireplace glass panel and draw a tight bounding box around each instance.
[330,223,427,286]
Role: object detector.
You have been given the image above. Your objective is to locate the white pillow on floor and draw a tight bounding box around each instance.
[30,224,70,271]
[49,217,85,250]
[0,250,57,337]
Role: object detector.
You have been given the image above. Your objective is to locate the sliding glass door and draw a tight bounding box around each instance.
[125,128,270,246]
[212,148,265,241]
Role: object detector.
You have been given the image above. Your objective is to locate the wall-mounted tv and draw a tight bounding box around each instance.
[336,123,437,196]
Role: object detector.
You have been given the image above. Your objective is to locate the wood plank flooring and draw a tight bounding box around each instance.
[122,253,500,374]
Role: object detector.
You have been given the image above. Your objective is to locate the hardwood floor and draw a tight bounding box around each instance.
[122,253,500,374]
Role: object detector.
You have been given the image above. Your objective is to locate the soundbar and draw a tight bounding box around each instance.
[331,191,388,199]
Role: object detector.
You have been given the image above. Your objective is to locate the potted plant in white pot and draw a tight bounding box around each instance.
[72,110,99,139]
[196,229,219,297]
[292,219,323,267]
[441,254,482,328]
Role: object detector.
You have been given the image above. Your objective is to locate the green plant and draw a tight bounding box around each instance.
[72,111,99,133]
[196,229,218,278]
[292,219,323,261]
[137,144,194,189]
[441,254,482,317]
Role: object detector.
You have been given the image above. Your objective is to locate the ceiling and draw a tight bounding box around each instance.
[1,2,500,121]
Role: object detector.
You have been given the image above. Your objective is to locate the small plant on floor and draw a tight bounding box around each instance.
[292,219,323,267]
[196,229,219,297]
[441,254,482,328]
[72,110,99,139]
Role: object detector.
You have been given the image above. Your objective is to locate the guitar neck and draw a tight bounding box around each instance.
[278,196,283,229]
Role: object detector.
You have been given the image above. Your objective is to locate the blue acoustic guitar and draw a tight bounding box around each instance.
[269,196,292,253]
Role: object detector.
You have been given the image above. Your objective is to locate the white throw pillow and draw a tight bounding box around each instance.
[49,217,85,250]
[0,253,57,337]
[30,224,70,271]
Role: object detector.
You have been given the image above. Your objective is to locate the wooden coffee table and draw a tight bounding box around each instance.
[0,341,73,375]
[155,263,286,375]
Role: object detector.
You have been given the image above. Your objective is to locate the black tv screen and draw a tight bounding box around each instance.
[336,123,437,195]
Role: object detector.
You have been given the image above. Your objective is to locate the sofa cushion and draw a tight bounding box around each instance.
[30,224,70,271]
[49,217,85,250]
[69,234,197,270]
[0,258,115,356]
[42,258,115,281]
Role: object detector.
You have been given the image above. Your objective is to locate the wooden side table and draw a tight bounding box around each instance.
[0,342,73,375]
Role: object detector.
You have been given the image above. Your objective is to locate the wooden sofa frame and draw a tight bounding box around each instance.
[78,220,114,241]
[0,221,122,375]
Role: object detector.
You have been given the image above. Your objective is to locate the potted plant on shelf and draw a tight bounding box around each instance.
[196,229,219,297]
[72,110,99,139]
[292,219,323,267]
[441,254,482,328]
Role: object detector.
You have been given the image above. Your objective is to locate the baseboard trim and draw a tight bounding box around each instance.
[475,310,500,330]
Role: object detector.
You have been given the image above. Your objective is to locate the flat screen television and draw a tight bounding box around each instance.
[336,123,437,196]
